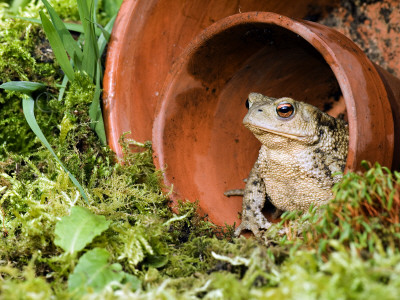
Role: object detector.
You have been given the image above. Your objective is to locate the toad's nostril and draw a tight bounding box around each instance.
[258,109,263,112]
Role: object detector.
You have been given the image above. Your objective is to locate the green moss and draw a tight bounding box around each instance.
[1,0,400,298]
[302,163,400,255]
[0,11,58,83]
[0,6,62,157]
[49,0,80,21]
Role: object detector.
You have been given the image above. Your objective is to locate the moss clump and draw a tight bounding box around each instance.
[303,162,400,255]
[1,0,400,298]
[0,5,62,157]
[0,19,57,84]
[49,0,80,21]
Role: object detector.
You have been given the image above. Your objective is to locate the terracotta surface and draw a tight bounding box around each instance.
[321,0,400,171]
[103,1,400,228]
[321,0,400,78]
[152,12,396,227]
[103,0,338,157]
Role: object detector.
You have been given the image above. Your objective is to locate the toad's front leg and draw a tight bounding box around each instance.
[234,162,272,237]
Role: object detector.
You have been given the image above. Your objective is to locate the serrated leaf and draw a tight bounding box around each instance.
[68,248,125,294]
[39,11,75,81]
[54,207,110,254]
[21,95,89,203]
[0,81,46,93]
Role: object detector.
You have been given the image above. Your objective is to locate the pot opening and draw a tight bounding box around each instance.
[159,21,348,226]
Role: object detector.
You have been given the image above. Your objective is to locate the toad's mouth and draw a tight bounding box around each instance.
[244,123,309,141]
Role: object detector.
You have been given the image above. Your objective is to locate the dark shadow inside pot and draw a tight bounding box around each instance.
[158,22,347,226]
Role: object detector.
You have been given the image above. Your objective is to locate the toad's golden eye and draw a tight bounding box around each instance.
[276,103,294,118]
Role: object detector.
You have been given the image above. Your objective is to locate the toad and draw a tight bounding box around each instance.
[233,93,348,237]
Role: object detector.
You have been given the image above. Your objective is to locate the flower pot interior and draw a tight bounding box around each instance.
[103,0,340,156]
[154,21,348,226]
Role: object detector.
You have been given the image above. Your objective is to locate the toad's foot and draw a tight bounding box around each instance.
[234,212,272,238]
[224,189,245,197]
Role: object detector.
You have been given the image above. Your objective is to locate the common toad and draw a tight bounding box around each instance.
[234,93,348,237]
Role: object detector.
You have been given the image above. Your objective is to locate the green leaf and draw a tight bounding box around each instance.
[123,274,141,291]
[54,206,110,254]
[145,254,169,268]
[0,81,46,94]
[21,95,89,203]
[60,114,76,143]
[57,74,69,102]
[10,0,30,13]
[15,16,90,34]
[98,14,116,57]
[78,0,98,80]
[102,0,123,19]
[87,12,118,145]
[39,11,75,81]
[68,248,126,294]
[40,0,83,66]
[95,23,111,42]
[89,61,106,144]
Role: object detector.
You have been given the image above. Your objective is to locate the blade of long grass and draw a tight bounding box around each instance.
[57,74,69,102]
[91,22,111,42]
[39,11,75,81]
[102,0,123,19]
[15,17,93,34]
[10,0,30,13]
[41,0,83,67]
[87,8,117,144]
[0,81,46,93]
[22,94,89,203]
[77,0,98,80]
[97,14,116,56]
[89,60,106,144]
[88,14,117,144]
[94,0,99,23]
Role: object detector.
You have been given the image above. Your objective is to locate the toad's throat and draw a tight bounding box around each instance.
[244,123,309,141]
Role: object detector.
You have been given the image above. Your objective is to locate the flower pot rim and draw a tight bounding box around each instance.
[153,11,394,175]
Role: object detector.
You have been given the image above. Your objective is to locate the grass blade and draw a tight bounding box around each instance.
[0,81,46,93]
[77,0,98,80]
[15,16,91,34]
[22,94,89,203]
[39,11,75,81]
[98,14,116,56]
[57,75,69,102]
[88,13,117,145]
[89,61,106,144]
[102,0,123,19]
[40,0,83,67]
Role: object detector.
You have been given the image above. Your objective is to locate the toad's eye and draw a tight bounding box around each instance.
[276,103,294,118]
[245,99,250,109]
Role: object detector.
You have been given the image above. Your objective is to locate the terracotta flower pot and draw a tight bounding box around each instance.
[152,12,400,227]
[103,0,339,156]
